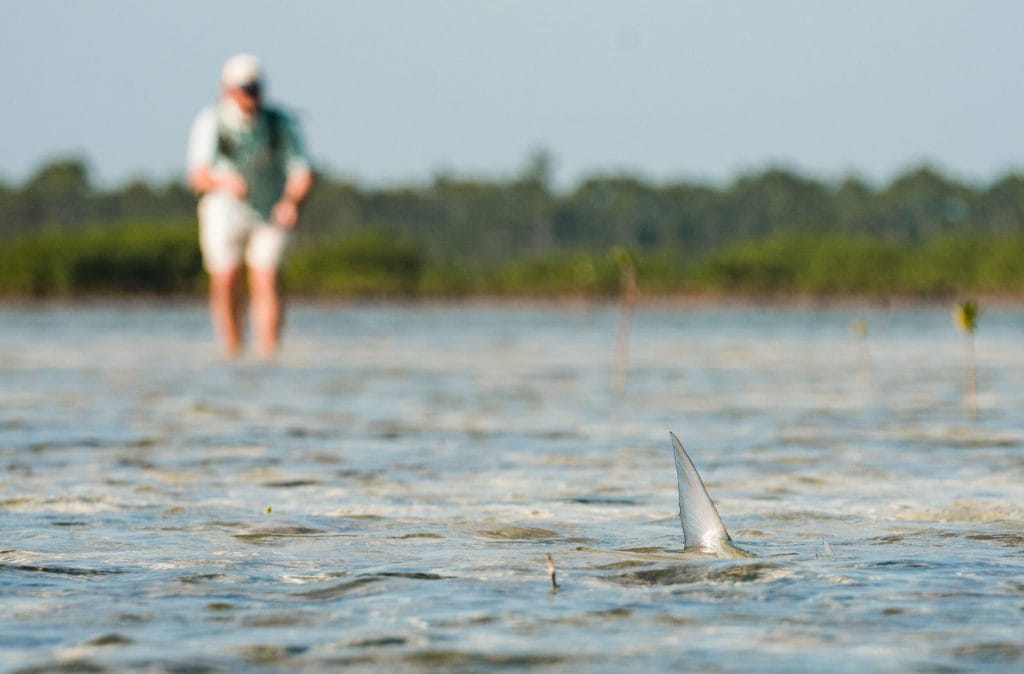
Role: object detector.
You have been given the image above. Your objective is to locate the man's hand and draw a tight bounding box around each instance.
[219,172,248,200]
[188,167,247,199]
[271,169,313,228]
[271,198,299,228]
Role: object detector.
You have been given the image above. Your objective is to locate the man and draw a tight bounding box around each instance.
[187,53,313,358]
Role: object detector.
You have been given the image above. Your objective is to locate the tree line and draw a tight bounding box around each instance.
[1,154,1022,297]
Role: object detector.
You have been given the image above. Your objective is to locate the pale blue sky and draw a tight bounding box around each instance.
[3,0,1023,188]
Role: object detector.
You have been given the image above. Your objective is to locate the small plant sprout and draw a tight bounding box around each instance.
[952,299,980,418]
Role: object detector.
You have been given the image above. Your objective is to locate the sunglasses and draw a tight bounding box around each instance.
[238,81,261,97]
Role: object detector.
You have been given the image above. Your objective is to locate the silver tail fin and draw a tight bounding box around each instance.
[670,432,754,558]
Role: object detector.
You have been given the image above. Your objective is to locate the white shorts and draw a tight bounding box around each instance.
[197,192,290,274]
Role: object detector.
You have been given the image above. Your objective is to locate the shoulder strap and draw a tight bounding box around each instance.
[265,108,283,154]
[215,110,236,158]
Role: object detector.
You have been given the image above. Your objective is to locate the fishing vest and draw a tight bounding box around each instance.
[215,106,292,220]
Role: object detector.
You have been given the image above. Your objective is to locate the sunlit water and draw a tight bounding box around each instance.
[1,301,1022,673]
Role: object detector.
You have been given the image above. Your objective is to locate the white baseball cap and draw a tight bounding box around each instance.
[221,53,262,88]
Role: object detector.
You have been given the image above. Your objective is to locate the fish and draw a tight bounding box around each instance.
[670,432,755,558]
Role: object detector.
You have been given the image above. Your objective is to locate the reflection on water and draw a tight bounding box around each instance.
[1,301,1023,672]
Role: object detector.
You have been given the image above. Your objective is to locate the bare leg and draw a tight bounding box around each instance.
[249,266,283,359]
[209,267,245,358]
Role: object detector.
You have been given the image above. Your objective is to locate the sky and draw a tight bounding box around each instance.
[3,0,1024,190]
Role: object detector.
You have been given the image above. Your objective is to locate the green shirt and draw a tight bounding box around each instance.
[188,100,311,220]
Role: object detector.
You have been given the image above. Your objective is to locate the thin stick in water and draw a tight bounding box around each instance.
[963,332,978,419]
[545,553,560,593]
[612,254,637,397]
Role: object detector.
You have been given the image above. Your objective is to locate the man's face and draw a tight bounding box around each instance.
[226,81,261,116]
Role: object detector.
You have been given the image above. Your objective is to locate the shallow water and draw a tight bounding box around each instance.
[1,301,1023,673]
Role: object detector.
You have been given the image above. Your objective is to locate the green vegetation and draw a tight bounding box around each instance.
[4,225,1021,299]
[953,299,981,332]
[688,232,1024,296]
[0,220,203,296]
[953,299,981,418]
[1,155,1023,299]
[286,229,425,296]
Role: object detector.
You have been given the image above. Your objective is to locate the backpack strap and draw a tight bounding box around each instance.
[265,108,283,155]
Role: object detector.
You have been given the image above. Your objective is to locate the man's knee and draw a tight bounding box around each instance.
[248,267,280,295]
[209,266,243,295]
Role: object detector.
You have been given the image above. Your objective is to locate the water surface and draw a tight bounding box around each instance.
[2,301,1023,672]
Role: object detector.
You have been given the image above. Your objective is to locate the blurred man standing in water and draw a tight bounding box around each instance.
[187,53,313,358]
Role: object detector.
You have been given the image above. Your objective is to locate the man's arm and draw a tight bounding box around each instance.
[186,107,247,199]
[188,165,247,199]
